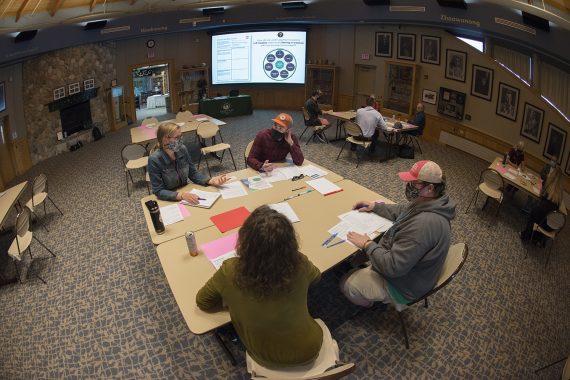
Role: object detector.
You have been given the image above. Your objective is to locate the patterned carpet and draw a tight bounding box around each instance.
[0,110,568,379]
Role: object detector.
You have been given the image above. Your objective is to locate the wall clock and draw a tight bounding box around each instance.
[146,39,156,48]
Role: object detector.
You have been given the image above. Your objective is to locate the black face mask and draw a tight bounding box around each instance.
[271,129,284,141]
[405,182,423,201]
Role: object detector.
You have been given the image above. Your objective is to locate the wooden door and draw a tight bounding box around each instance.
[354,65,377,109]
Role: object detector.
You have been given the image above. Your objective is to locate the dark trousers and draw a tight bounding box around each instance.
[521,198,557,241]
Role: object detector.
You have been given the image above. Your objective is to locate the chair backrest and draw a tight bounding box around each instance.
[142,117,159,126]
[32,173,48,195]
[544,210,566,232]
[15,207,31,238]
[244,140,254,166]
[302,107,310,123]
[121,144,147,165]
[175,111,194,122]
[250,362,356,380]
[343,121,364,138]
[197,122,220,140]
[480,169,504,191]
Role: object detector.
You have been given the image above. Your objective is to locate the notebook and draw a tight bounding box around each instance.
[180,189,221,208]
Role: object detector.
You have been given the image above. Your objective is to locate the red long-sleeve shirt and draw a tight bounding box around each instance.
[247,128,304,170]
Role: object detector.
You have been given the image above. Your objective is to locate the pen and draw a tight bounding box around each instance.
[292,186,306,191]
[327,240,345,248]
[324,189,344,196]
[322,233,338,247]
[283,189,313,201]
[197,197,206,200]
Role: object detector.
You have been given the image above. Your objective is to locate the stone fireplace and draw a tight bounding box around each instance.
[60,101,92,137]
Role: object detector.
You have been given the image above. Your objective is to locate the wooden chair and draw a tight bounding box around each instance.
[300,107,329,145]
[196,122,237,176]
[244,140,254,168]
[8,207,56,284]
[175,110,194,123]
[121,144,149,197]
[465,169,505,217]
[141,117,159,126]
[24,173,63,232]
[336,120,372,168]
[527,210,566,267]
[250,362,355,380]
[392,243,468,349]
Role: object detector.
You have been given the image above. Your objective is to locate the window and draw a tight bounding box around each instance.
[456,37,484,52]
[493,45,532,85]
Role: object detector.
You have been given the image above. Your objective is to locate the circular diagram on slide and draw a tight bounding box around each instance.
[263,49,297,81]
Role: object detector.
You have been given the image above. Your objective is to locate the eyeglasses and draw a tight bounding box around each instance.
[292,174,305,181]
[167,134,182,141]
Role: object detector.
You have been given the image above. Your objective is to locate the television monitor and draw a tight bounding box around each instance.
[211,30,307,85]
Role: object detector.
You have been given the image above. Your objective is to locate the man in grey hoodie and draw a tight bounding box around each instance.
[341,160,456,306]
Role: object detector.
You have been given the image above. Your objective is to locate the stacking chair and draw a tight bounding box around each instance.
[175,110,194,122]
[250,362,355,380]
[402,127,423,154]
[299,107,329,145]
[527,210,566,267]
[336,121,372,168]
[121,144,149,197]
[244,140,254,168]
[196,122,237,176]
[25,173,63,232]
[391,243,468,349]
[141,117,159,126]
[465,169,505,217]
[8,207,56,284]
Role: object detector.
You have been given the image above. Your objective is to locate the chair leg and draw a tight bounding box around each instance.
[204,155,212,177]
[228,149,237,171]
[13,260,22,283]
[337,141,348,160]
[465,190,479,213]
[197,153,203,170]
[544,239,553,268]
[33,236,57,258]
[415,137,423,154]
[306,131,316,146]
[398,311,410,349]
[355,147,361,168]
[299,126,310,141]
[125,170,130,197]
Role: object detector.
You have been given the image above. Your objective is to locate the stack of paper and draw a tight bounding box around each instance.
[246,175,272,190]
[159,204,184,226]
[269,202,300,223]
[307,178,343,196]
[180,189,221,208]
[201,233,239,270]
[299,164,327,179]
[219,181,248,199]
[328,210,393,246]
[264,166,303,183]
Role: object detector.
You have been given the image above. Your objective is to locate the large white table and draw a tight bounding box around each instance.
[0,181,27,228]
[146,94,168,109]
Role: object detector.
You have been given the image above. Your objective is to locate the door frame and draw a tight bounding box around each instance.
[353,64,377,109]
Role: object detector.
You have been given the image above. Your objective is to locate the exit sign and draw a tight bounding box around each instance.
[361,53,370,60]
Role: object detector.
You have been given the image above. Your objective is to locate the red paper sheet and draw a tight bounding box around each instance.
[210,207,251,233]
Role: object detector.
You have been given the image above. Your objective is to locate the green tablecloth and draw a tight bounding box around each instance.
[199,95,252,118]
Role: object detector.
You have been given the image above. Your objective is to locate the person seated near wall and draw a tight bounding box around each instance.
[540,155,557,182]
[520,166,564,246]
[304,89,331,143]
[247,113,304,172]
[405,103,426,136]
[196,205,339,373]
[351,96,387,152]
[147,123,227,203]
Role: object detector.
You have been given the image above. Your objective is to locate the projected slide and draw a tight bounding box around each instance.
[212,30,306,85]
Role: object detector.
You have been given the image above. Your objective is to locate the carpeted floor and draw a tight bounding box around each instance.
[0,110,568,379]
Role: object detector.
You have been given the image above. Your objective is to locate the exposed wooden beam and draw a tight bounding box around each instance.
[90,0,98,11]
[130,0,137,5]
[16,0,31,22]
[1,0,16,18]
[50,0,64,17]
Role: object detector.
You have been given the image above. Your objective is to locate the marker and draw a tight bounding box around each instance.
[322,233,338,247]
[292,186,306,192]
[327,240,345,248]
[324,189,344,196]
[283,189,313,201]
[197,197,206,201]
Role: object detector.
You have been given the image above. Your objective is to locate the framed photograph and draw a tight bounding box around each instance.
[397,33,416,61]
[421,35,440,65]
[0,81,5,113]
[375,32,392,58]
[471,65,494,101]
[53,86,65,101]
[84,78,95,90]
[422,89,437,105]
[543,123,566,165]
[565,153,570,176]
[496,82,520,121]
[68,82,81,95]
[520,103,544,144]
[437,87,466,121]
[445,49,467,82]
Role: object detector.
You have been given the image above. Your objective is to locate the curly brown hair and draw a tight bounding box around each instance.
[234,205,300,299]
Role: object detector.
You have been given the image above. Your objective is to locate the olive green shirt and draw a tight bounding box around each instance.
[196,254,323,368]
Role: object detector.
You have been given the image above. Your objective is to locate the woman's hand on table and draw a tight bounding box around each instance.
[208,175,228,187]
[179,192,200,205]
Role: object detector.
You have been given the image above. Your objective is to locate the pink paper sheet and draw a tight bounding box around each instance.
[200,232,238,260]
[495,163,508,174]
[178,204,190,218]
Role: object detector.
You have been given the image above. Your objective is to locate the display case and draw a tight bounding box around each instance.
[177,67,209,113]
[383,61,419,116]
[305,65,338,109]
[107,85,127,130]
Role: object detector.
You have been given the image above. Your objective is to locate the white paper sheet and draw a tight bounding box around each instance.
[247,175,273,190]
[269,202,300,223]
[263,166,302,183]
[306,178,342,196]
[338,210,393,234]
[180,189,221,208]
[159,204,184,226]
[210,249,237,270]
[219,181,248,199]
[196,117,209,122]
[299,164,328,179]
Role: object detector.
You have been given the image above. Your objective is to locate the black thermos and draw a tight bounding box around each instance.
[145,200,165,234]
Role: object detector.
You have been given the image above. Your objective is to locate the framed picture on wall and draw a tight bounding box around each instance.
[68,82,81,95]
[397,33,415,61]
[375,32,392,58]
[496,82,519,121]
[565,153,570,176]
[53,86,65,101]
[543,123,566,165]
[445,49,467,82]
[422,89,437,105]
[83,78,95,90]
[520,103,544,144]
[0,81,5,112]
[421,35,440,65]
[471,65,493,101]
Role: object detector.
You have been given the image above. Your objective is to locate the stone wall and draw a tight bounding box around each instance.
[22,42,116,164]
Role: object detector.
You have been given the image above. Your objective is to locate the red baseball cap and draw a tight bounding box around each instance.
[398,160,443,183]
[272,113,293,129]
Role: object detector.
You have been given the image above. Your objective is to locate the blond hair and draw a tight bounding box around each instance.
[544,166,563,205]
[154,122,180,151]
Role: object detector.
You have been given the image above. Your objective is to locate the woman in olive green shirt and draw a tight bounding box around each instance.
[196,205,323,368]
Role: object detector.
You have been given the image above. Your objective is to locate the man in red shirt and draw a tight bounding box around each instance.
[247,113,305,172]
